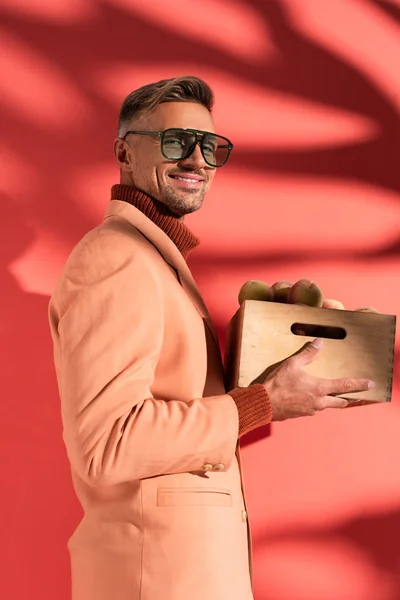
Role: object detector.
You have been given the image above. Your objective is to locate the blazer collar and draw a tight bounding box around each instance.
[104,200,214,329]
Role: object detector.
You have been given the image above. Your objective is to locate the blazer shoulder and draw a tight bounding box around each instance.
[50,216,161,314]
[66,216,158,279]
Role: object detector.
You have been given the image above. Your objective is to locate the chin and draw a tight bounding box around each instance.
[164,192,204,217]
[169,204,202,218]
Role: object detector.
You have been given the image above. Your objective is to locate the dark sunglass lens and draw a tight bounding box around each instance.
[162,129,195,160]
[202,134,231,167]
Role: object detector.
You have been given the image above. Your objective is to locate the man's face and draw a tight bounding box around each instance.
[114,102,217,217]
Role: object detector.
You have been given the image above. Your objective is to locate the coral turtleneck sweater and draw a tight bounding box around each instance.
[111,183,272,437]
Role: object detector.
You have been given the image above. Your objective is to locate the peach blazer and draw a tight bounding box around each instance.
[48,199,253,600]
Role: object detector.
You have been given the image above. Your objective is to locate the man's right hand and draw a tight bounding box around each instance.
[263,338,375,421]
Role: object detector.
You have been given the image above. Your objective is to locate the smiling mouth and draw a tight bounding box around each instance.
[169,174,204,184]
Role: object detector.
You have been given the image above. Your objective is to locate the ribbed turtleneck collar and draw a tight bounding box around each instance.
[111,184,200,260]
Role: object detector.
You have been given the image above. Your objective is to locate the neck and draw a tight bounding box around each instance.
[111,184,200,259]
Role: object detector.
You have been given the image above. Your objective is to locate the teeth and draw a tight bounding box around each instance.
[175,177,200,183]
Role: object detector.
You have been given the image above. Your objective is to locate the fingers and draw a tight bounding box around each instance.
[323,299,345,310]
[294,338,323,366]
[354,306,379,313]
[318,396,349,410]
[320,377,374,396]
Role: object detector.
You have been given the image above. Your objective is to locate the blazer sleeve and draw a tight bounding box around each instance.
[49,232,239,486]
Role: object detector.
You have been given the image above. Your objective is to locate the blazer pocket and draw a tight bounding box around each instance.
[157,487,232,507]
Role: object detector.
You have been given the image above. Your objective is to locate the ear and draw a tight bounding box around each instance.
[113,138,132,171]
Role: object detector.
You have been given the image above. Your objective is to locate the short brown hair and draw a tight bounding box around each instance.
[117,75,214,137]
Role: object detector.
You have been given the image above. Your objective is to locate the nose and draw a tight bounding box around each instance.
[178,142,206,169]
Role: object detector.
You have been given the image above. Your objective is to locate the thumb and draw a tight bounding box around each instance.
[296,338,323,366]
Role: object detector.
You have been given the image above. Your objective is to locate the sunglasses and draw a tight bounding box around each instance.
[123,128,233,168]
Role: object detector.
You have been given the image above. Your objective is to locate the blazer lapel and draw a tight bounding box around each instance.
[104,200,219,346]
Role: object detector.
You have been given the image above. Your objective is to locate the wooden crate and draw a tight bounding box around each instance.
[224,301,396,404]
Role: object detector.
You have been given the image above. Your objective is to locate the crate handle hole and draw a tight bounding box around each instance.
[291,323,347,340]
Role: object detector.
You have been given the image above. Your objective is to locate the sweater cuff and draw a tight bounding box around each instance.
[228,384,272,438]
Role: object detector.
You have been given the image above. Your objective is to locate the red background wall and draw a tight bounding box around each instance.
[1,1,400,599]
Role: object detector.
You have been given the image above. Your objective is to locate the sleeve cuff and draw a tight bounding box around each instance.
[228,384,272,438]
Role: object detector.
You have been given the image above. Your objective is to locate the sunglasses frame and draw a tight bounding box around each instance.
[122,127,234,167]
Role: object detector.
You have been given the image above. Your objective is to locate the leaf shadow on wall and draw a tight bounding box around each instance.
[235,0,400,192]
[189,0,400,283]
[371,0,400,24]
[254,504,400,600]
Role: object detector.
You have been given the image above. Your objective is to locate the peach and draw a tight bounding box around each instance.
[271,280,293,303]
[238,280,273,305]
[288,279,323,308]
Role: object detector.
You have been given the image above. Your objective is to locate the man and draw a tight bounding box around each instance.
[48,76,373,600]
